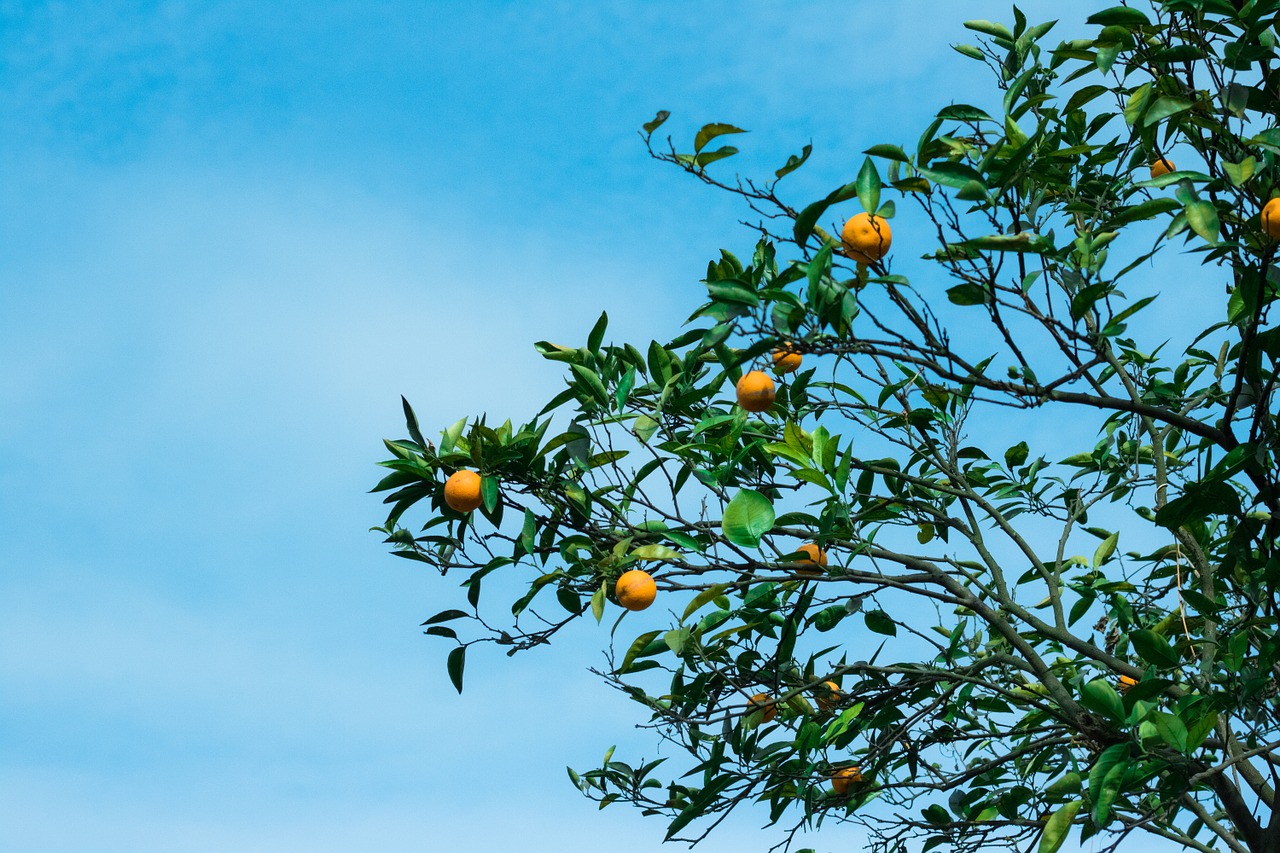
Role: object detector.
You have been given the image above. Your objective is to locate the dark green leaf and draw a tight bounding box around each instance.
[447,646,466,693]
[776,144,813,179]
[1086,6,1151,26]
[865,609,897,636]
[1005,441,1029,468]
[864,143,910,162]
[587,311,608,353]
[1130,629,1180,668]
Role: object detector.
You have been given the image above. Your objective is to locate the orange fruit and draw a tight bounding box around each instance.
[771,347,802,375]
[795,542,828,576]
[831,766,863,795]
[814,680,843,712]
[615,569,657,611]
[748,693,777,723]
[736,370,777,413]
[840,213,892,263]
[1263,198,1280,238]
[443,470,484,513]
[1117,674,1138,694]
[1150,157,1175,178]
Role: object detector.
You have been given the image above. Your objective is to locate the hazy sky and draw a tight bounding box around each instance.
[1,2,1179,851]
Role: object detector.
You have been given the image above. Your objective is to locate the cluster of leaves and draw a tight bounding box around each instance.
[373,3,1280,852]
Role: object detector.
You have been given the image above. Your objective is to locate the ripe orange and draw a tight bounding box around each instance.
[831,766,863,795]
[615,569,657,611]
[1150,157,1175,179]
[1117,674,1138,694]
[840,213,892,263]
[748,693,777,723]
[771,347,802,375]
[795,542,828,576]
[443,470,484,513]
[1263,198,1280,238]
[814,680,843,712]
[736,370,777,413]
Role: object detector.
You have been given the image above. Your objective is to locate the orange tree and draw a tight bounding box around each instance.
[372,4,1280,852]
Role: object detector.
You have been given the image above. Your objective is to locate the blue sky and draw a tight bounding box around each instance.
[0,2,1183,851]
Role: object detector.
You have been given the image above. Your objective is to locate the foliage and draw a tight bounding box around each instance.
[373,3,1280,852]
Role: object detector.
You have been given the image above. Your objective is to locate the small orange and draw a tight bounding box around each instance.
[615,569,657,611]
[1263,198,1280,239]
[831,766,863,795]
[814,680,843,712]
[771,347,802,375]
[1117,674,1138,694]
[443,470,484,513]
[1150,157,1175,179]
[795,542,828,576]
[748,693,777,723]
[736,370,777,413]
[840,212,892,263]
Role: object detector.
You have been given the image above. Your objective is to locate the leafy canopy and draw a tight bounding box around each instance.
[374,3,1280,852]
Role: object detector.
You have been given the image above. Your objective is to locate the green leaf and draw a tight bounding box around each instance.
[1088,744,1129,827]
[1080,678,1124,721]
[643,110,671,135]
[619,630,661,673]
[400,395,427,449]
[865,609,897,636]
[694,146,738,168]
[864,143,910,162]
[814,605,848,632]
[587,311,608,353]
[571,364,610,406]
[721,489,776,548]
[1092,532,1118,568]
[520,508,537,555]
[1005,441,1029,468]
[664,628,691,655]
[631,544,680,561]
[682,583,729,622]
[633,415,660,444]
[1187,711,1218,749]
[794,181,858,245]
[1123,82,1153,126]
[1130,629,1180,668]
[481,475,500,514]
[1092,759,1128,828]
[947,283,990,306]
[556,585,582,614]
[694,123,746,153]
[447,645,466,694]
[1185,200,1220,244]
[959,233,1053,253]
[1086,6,1151,26]
[963,19,1013,41]
[1151,711,1189,752]
[776,144,812,179]
[744,582,777,609]
[1224,156,1257,187]
[591,584,606,623]
[423,609,468,626]
[856,157,882,215]
[1144,96,1193,127]
[936,104,993,122]
[1039,801,1082,853]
